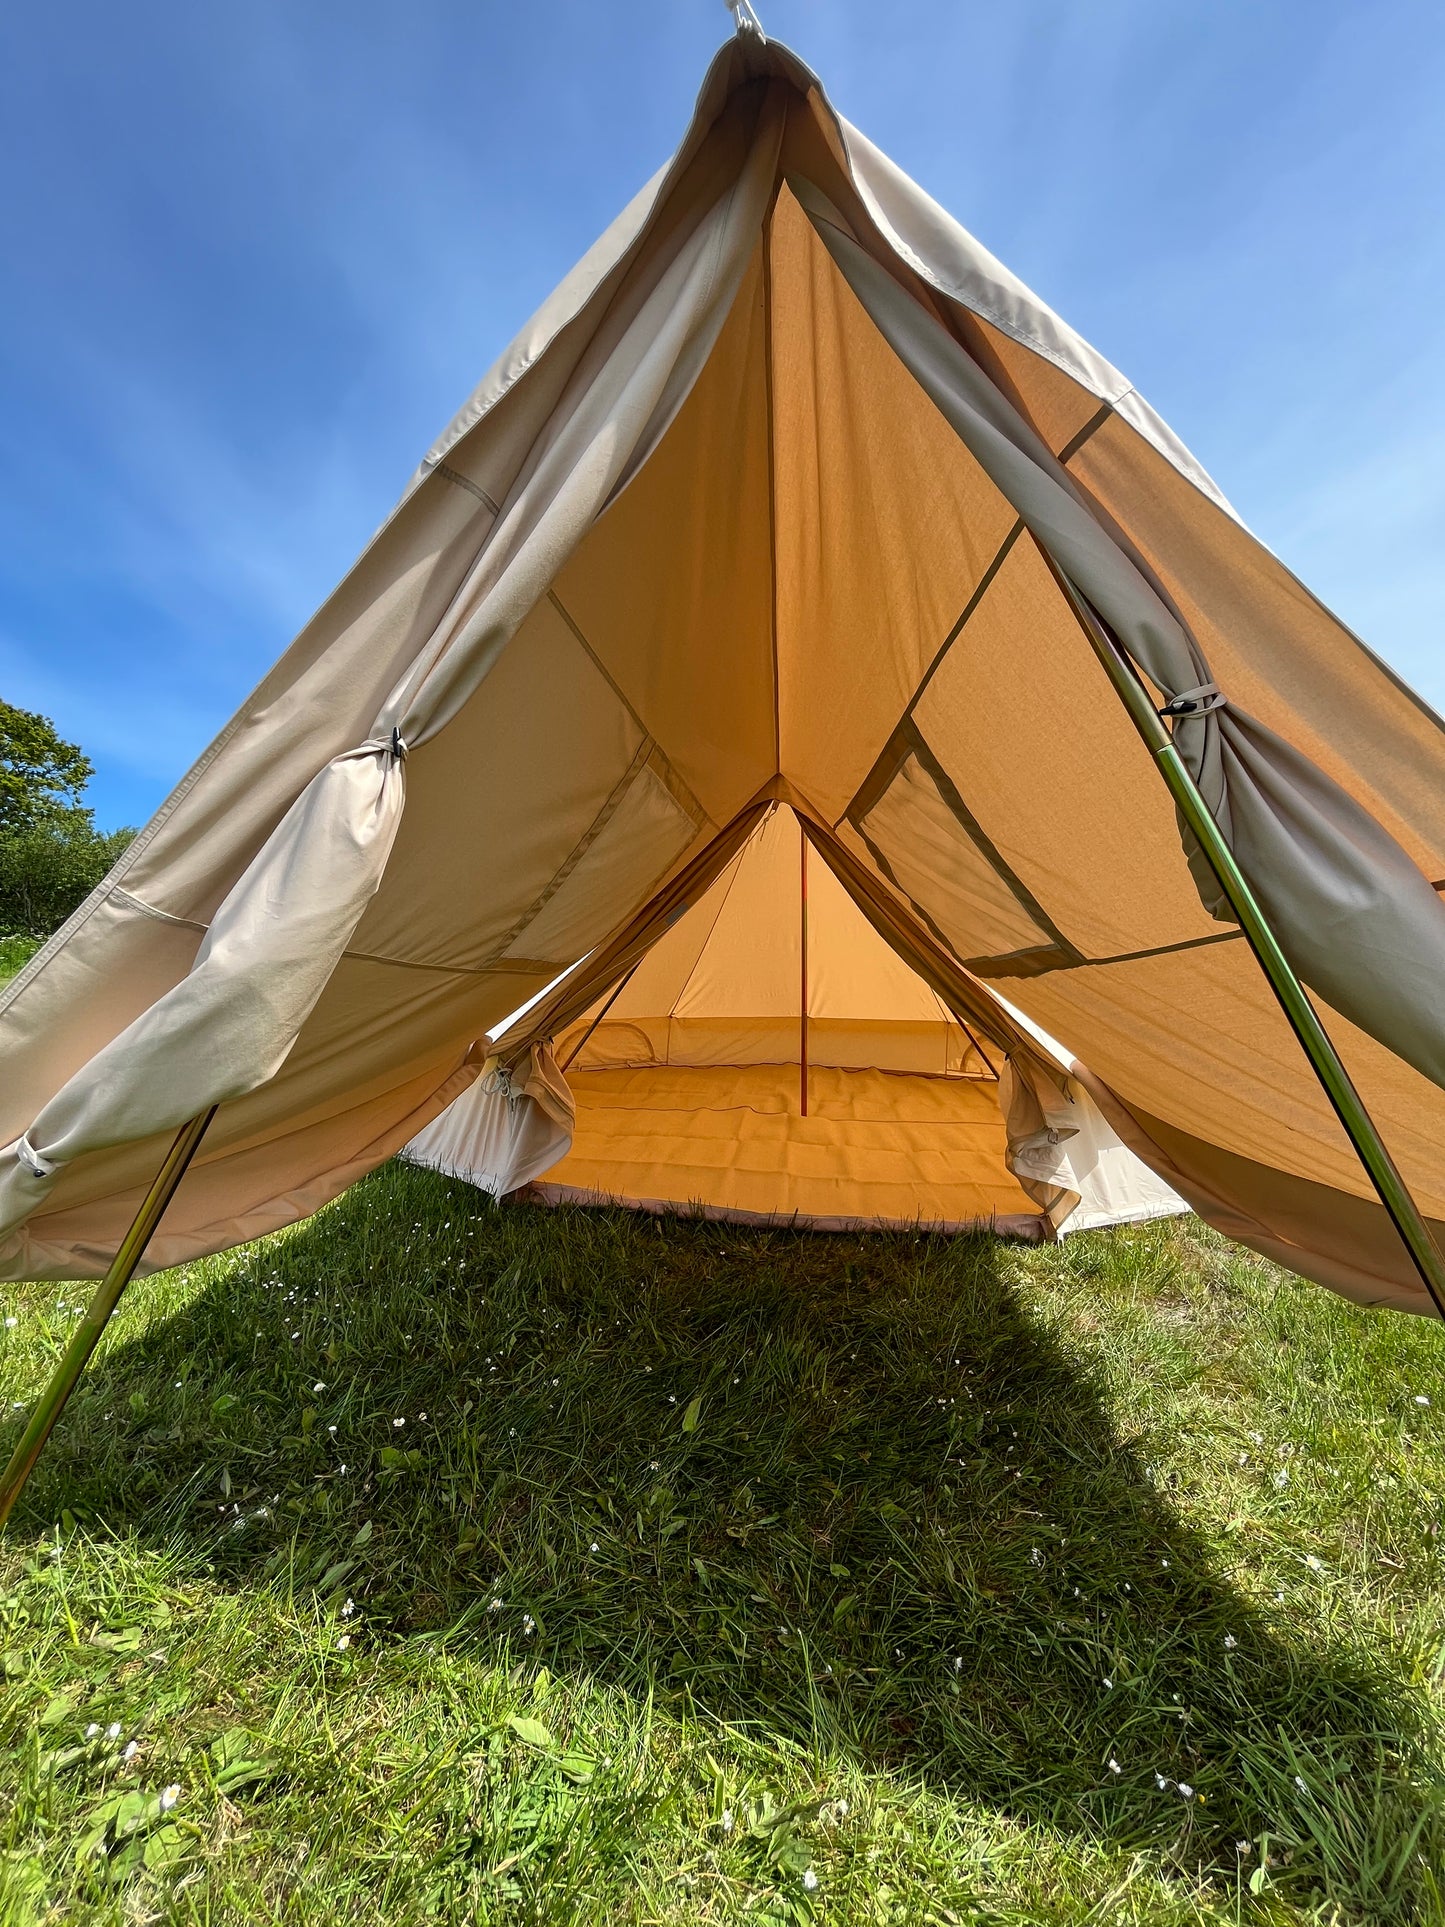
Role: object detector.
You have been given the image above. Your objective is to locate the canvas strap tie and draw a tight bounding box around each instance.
[1159,682,1226,719]
[481,1061,519,1109]
[13,1134,57,1180]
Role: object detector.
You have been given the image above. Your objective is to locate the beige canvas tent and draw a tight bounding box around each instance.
[406,804,1185,1236]
[3,11,1445,1457]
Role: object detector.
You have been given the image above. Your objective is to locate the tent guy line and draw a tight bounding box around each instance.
[4,26,1445,1527]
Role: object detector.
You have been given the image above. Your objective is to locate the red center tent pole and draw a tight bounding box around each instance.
[800,829,809,1118]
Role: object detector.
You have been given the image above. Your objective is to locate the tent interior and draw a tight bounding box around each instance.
[405,804,1185,1237]
[3,34,1445,1326]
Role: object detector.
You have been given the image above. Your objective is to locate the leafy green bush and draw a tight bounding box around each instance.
[0,811,133,940]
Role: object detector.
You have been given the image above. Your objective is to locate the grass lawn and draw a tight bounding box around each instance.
[2,1161,1444,1924]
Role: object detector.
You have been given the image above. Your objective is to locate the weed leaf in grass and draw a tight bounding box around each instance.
[88,1626,144,1654]
[210,1725,281,1796]
[76,1789,194,1883]
[681,1392,704,1432]
[506,1715,554,1749]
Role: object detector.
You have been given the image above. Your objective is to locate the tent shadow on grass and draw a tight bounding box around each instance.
[6,1161,1435,1901]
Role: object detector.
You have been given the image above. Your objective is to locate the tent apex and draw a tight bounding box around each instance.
[724,0,767,40]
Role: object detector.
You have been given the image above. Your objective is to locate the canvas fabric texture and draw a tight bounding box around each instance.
[2,35,1444,1313]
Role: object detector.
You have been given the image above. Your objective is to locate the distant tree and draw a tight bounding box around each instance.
[0,700,94,833]
[0,700,133,939]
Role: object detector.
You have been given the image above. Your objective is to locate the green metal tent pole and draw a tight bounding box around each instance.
[0,1106,216,1531]
[1043,551,1445,1317]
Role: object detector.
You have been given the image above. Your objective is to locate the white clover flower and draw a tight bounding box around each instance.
[4,1316,16,1329]
[1224,1633,1238,1649]
[85,1723,100,1739]
[392,1417,406,1428]
[1294,1773,1307,1791]
[1305,1555,1322,1572]
[488,1598,503,1613]
[1415,1394,1431,1406]
[123,1741,139,1762]
[337,1634,351,1651]
[720,1809,734,1833]
[106,1721,121,1740]
[522,1614,536,1634]
[159,1785,181,1811]
[1274,1468,1289,1488]
[1107,1757,1121,1775]
[589,1541,600,1553]
[802,1870,819,1892]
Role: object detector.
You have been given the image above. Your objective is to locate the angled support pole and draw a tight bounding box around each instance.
[1043,550,1445,1318]
[0,1106,217,1530]
[559,961,642,1072]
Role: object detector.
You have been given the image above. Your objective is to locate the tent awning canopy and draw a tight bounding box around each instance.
[3,31,1445,1313]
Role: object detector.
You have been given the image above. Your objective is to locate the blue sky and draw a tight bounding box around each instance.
[3,0,1443,830]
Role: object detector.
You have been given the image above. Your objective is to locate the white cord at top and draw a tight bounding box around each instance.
[724,0,766,38]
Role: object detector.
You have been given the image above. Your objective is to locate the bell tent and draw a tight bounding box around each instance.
[404,802,1185,1236]
[5,19,1445,1519]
